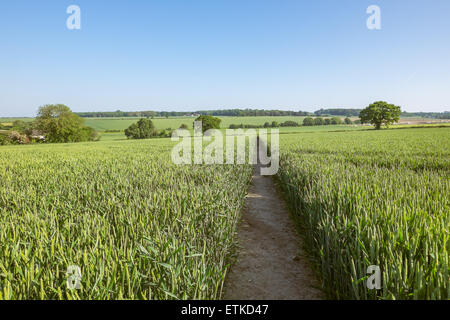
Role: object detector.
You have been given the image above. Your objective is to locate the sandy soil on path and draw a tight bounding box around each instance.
[223,164,324,300]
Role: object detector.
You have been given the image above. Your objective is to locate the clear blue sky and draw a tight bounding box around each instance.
[1,0,449,117]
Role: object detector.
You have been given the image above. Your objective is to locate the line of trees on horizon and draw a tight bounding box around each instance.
[75,109,311,118]
[74,108,450,119]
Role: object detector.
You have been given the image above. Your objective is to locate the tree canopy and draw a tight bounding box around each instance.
[359,101,401,129]
[194,115,221,133]
[124,118,156,139]
[314,117,324,125]
[36,104,98,143]
[303,117,314,126]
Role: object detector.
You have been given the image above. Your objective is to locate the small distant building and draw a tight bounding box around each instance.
[30,135,45,141]
[29,129,45,142]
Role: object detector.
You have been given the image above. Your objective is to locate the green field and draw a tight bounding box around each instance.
[278,128,449,299]
[0,126,448,299]
[0,139,252,299]
[81,116,309,132]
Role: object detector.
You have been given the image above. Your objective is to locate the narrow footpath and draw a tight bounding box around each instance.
[224,163,323,300]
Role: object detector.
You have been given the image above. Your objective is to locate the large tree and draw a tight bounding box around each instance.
[359,101,401,130]
[124,118,156,139]
[314,117,324,126]
[303,117,314,126]
[194,115,221,133]
[36,104,97,143]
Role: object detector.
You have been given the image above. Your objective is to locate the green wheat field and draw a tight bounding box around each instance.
[0,125,448,299]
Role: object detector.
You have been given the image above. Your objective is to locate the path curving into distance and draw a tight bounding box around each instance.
[223,162,324,300]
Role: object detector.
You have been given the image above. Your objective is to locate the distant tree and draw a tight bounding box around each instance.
[303,117,314,126]
[36,104,97,143]
[10,120,36,136]
[359,101,401,129]
[12,120,27,131]
[344,117,353,125]
[314,117,324,126]
[271,121,279,128]
[264,122,271,128]
[0,134,11,145]
[280,121,299,127]
[125,118,156,139]
[195,115,221,133]
[324,118,331,125]
[80,126,99,141]
[314,108,362,117]
[330,117,342,125]
[179,123,189,130]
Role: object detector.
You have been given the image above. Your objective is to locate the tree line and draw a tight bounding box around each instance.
[75,109,311,118]
[76,108,449,119]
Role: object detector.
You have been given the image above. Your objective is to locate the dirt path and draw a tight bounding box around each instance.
[223,164,323,300]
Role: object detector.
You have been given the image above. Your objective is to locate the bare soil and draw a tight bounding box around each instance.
[223,164,324,300]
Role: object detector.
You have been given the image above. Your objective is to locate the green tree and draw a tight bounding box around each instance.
[324,118,331,125]
[359,101,401,129]
[280,120,299,127]
[125,118,156,139]
[314,117,324,126]
[271,121,279,128]
[194,115,221,133]
[303,117,314,126]
[344,117,353,125]
[330,117,342,125]
[36,104,97,143]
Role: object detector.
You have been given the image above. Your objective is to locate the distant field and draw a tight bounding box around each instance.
[83,116,449,132]
[2,116,448,134]
[83,116,309,132]
[0,118,33,123]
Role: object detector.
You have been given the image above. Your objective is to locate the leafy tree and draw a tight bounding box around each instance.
[194,115,221,133]
[36,104,97,143]
[359,101,401,129]
[280,120,299,127]
[303,117,314,126]
[271,121,279,128]
[80,126,99,141]
[324,118,331,125]
[264,122,271,128]
[330,117,342,125]
[314,108,362,117]
[0,134,11,145]
[125,118,156,139]
[344,117,353,125]
[179,124,189,130]
[12,120,28,132]
[314,117,324,126]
